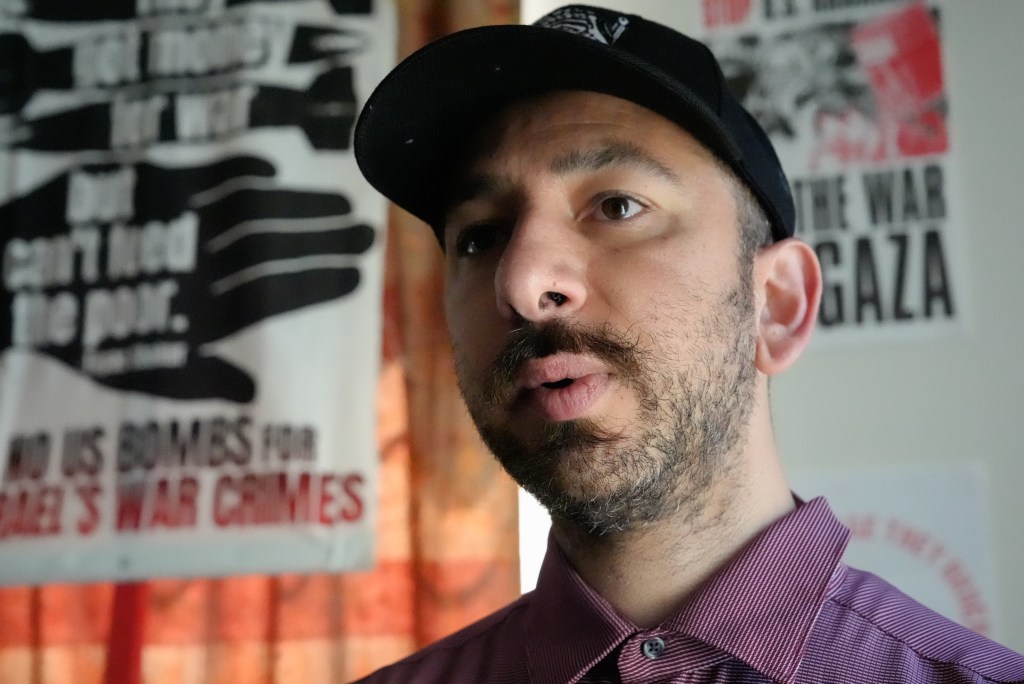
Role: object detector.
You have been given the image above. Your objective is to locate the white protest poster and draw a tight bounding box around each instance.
[699,0,967,344]
[792,466,999,638]
[0,0,394,584]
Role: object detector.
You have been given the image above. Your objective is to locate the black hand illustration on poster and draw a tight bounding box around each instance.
[0,0,390,583]
[0,156,375,403]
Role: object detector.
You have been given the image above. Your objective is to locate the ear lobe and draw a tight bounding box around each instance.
[754,238,822,375]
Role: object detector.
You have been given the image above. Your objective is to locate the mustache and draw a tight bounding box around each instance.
[482,320,645,407]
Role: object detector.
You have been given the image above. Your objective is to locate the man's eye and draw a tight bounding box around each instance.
[454,224,501,256]
[597,195,645,221]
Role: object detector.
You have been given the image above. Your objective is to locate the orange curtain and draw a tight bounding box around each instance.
[0,1,520,682]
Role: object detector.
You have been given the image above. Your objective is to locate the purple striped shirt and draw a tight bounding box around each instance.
[353,497,1024,683]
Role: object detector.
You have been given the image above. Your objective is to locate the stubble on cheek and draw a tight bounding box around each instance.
[449,271,759,535]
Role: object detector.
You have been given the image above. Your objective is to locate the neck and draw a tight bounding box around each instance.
[550,435,793,628]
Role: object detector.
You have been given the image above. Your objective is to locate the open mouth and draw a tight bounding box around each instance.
[510,354,613,421]
[525,373,609,421]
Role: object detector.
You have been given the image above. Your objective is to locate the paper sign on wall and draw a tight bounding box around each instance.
[699,0,968,345]
[0,0,395,584]
[792,465,999,638]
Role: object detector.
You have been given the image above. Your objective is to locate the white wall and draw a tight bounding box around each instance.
[519,0,1024,653]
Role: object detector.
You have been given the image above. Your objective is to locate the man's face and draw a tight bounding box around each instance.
[442,91,761,533]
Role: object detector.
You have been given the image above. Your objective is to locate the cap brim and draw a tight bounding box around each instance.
[354,24,744,239]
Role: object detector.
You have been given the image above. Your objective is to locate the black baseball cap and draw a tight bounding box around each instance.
[354,4,794,243]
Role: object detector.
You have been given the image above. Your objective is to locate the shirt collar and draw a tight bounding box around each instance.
[523,496,849,684]
[662,496,849,682]
[524,533,636,684]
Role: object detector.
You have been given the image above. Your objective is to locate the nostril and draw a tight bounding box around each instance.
[545,291,568,306]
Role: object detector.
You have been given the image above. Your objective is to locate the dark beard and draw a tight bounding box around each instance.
[456,282,758,536]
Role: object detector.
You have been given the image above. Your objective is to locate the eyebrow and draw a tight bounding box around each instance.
[444,140,683,217]
[445,174,508,215]
[549,141,682,185]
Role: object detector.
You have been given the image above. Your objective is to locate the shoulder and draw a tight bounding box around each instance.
[800,566,1024,683]
[351,594,532,684]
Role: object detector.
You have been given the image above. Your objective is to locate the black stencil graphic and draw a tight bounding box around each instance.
[4,66,357,151]
[0,32,75,114]
[0,23,368,116]
[0,0,372,22]
[0,156,376,403]
[288,24,369,64]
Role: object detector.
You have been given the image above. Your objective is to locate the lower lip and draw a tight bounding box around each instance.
[521,374,611,422]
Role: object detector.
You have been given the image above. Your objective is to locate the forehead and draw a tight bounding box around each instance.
[462,91,719,172]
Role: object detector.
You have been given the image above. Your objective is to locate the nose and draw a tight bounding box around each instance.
[494,211,587,323]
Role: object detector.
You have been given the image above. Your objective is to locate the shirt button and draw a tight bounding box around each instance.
[641,636,666,660]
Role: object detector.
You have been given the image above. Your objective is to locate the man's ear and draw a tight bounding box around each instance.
[753,238,822,376]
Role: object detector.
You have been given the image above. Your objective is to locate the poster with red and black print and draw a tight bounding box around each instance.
[699,0,966,344]
[0,0,394,584]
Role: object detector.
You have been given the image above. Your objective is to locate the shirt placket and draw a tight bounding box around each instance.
[615,631,729,683]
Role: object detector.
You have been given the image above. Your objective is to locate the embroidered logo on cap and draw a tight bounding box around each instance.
[535,6,629,45]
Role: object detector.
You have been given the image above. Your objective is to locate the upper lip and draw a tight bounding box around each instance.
[514,353,609,394]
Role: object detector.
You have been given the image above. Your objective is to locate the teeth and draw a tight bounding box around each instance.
[542,378,574,389]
